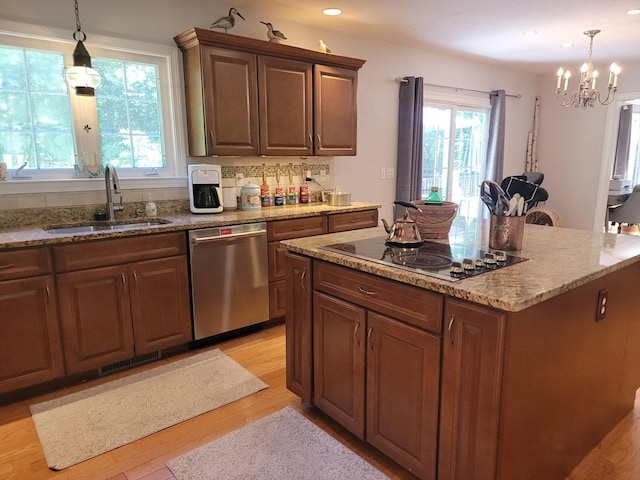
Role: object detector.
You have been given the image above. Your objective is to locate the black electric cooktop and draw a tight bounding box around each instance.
[319,236,528,282]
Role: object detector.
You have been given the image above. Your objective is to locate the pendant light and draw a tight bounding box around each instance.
[64,0,101,96]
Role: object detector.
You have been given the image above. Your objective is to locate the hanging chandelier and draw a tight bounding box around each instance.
[555,30,620,109]
[64,0,102,96]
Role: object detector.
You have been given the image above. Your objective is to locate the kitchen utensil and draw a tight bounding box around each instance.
[482,180,510,215]
[517,195,525,216]
[505,196,518,216]
[381,201,424,246]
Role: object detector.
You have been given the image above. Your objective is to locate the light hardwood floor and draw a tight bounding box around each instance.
[0,323,638,480]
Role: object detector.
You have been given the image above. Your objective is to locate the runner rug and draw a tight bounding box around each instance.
[167,406,390,479]
[29,349,268,470]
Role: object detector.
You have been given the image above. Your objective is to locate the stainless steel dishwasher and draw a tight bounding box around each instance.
[188,222,268,340]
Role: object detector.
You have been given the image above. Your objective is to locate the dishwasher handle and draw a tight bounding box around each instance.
[191,229,266,244]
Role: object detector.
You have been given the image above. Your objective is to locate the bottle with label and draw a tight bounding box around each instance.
[260,163,271,207]
[145,193,157,216]
[299,181,309,204]
[274,163,284,206]
[424,186,444,205]
[287,165,297,204]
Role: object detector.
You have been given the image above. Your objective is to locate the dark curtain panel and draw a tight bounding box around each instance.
[485,90,506,182]
[395,76,424,202]
[612,105,634,179]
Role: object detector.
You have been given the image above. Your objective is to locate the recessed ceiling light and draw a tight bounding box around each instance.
[627,9,640,15]
[322,8,343,16]
[523,30,537,36]
[561,42,574,48]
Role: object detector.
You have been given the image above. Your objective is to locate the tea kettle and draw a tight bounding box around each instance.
[381,201,424,247]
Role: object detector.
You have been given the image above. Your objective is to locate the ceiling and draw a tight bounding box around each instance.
[236,0,640,74]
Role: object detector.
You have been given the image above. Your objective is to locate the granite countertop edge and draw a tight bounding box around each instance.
[280,225,640,313]
[0,202,381,249]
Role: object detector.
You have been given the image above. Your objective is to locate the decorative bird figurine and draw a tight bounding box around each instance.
[318,40,332,53]
[210,7,245,33]
[260,21,287,43]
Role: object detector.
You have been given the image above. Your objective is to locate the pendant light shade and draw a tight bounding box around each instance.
[64,0,101,96]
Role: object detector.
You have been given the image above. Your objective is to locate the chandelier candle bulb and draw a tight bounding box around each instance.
[556,69,563,89]
[563,71,571,91]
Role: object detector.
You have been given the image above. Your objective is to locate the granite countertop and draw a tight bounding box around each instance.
[0,202,380,249]
[281,224,640,312]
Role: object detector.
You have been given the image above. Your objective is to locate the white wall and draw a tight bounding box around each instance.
[3,0,630,229]
[534,62,640,230]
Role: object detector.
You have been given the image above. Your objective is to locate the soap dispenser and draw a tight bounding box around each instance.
[145,193,157,217]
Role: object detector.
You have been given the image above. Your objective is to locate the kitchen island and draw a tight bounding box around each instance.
[281,224,640,480]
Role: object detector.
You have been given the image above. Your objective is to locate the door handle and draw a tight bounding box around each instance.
[448,314,455,347]
[354,320,360,347]
[367,325,373,351]
[300,268,307,291]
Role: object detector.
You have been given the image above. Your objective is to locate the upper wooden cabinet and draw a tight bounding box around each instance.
[174,28,365,157]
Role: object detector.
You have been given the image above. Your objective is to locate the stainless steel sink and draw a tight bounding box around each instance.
[45,218,172,234]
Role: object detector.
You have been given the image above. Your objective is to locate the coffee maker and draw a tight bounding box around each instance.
[188,164,223,213]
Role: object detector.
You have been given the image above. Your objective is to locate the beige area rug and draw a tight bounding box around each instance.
[167,406,390,479]
[30,349,268,470]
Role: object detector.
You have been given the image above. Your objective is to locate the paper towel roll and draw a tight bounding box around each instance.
[222,187,237,210]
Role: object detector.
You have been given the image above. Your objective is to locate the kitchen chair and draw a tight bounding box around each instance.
[608,184,640,233]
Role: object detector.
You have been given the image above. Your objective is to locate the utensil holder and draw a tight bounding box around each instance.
[489,215,525,251]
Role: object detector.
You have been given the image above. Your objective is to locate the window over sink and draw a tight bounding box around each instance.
[0,21,185,193]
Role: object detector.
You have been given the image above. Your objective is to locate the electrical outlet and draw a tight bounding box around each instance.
[380,168,386,180]
[386,168,394,179]
[235,173,244,185]
[596,289,608,322]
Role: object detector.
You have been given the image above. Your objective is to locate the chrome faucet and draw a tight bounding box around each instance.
[104,165,123,220]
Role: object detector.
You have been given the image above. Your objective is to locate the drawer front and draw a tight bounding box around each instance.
[0,247,52,280]
[314,260,443,334]
[267,216,327,241]
[54,232,187,272]
[328,209,378,233]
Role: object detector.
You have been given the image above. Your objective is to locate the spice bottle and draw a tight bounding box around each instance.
[274,163,284,206]
[260,163,271,207]
[287,164,297,204]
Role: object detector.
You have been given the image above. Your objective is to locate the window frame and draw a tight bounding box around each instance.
[0,19,187,195]
[422,90,491,200]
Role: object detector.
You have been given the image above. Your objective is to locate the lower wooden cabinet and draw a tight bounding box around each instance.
[438,298,505,480]
[0,274,65,394]
[57,265,134,374]
[54,233,192,375]
[312,290,441,479]
[284,252,313,402]
[268,209,378,319]
[57,256,191,374]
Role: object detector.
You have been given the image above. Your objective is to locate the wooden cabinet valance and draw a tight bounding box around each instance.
[174,28,365,157]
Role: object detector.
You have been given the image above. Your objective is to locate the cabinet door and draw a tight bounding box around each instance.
[366,312,440,479]
[0,275,65,394]
[201,46,259,156]
[285,252,312,401]
[439,298,506,480]
[57,266,134,374]
[313,291,366,438]
[129,256,192,354]
[259,56,313,156]
[314,65,358,156]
